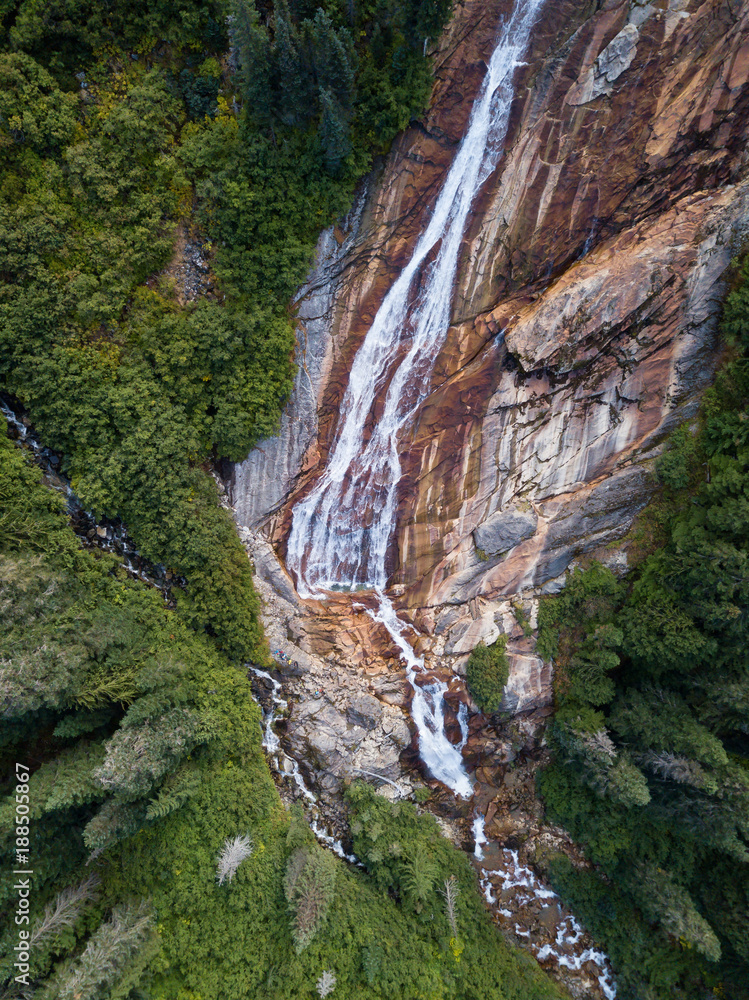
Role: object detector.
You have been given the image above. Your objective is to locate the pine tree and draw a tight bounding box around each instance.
[402,842,438,913]
[4,740,108,822]
[567,623,621,707]
[145,766,202,821]
[465,636,509,714]
[273,0,310,127]
[231,0,275,123]
[83,798,148,854]
[29,875,101,950]
[310,8,355,110]
[401,0,454,46]
[317,87,351,175]
[610,687,728,769]
[554,722,651,807]
[640,750,716,793]
[626,864,721,961]
[94,707,203,800]
[54,901,155,1000]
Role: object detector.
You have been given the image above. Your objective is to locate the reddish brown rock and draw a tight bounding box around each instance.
[230,0,749,707]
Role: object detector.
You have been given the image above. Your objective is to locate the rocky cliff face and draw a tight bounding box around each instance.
[230,0,749,703]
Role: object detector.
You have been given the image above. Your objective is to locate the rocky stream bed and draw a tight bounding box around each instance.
[240,522,616,1000]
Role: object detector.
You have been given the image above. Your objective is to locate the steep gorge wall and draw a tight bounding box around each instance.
[230,0,749,699]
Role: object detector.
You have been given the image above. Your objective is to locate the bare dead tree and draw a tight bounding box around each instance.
[642,751,709,789]
[215,834,254,885]
[440,874,460,939]
[316,970,336,998]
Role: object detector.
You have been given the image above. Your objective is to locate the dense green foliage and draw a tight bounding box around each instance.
[537,266,749,999]
[0,436,569,999]
[466,637,509,714]
[0,17,275,663]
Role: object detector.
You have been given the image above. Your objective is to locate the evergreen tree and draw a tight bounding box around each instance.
[567,623,621,707]
[465,636,509,714]
[610,688,728,769]
[401,0,454,46]
[29,875,101,952]
[626,864,721,961]
[274,0,311,127]
[83,798,148,854]
[94,707,204,800]
[284,843,338,953]
[52,901,155,1000]
[311,7,355,110]
[402,842,438,914]
[317,86,352,174]
[231,0,275,123]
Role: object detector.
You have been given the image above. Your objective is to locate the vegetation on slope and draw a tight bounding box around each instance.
[0,0,453,663]
[537,259,749,999]
[466,637,509,714]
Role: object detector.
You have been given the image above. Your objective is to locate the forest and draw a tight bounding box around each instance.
[2,0,749,997]
[1,430,565,998]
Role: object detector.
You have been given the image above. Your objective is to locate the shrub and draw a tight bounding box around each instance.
[466,637,509,714]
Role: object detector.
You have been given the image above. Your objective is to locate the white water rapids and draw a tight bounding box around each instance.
[287,0,545,798]
[265,2,617,988]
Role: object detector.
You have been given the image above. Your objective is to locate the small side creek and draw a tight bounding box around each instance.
[2,395,182,595]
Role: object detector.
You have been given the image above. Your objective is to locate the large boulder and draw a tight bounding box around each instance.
[473,506,538,557]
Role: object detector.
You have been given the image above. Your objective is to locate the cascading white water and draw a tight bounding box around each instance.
[287,0,545,596]
[363,593,473,798]
[248,666,358,862]
[473,814,488,860]
[287,0,544,796]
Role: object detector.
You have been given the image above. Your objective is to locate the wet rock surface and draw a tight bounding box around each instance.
[467,723,618,998]
[240,525,613,996]
[240,527,415,827]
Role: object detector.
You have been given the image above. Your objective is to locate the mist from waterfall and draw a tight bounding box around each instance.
[287,0,544,796]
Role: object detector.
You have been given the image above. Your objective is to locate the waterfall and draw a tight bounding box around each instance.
[287,0,545,596]
[362,592,473,798]
[287,0,544,795]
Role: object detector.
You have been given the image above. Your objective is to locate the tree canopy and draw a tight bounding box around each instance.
[537,260,749,999]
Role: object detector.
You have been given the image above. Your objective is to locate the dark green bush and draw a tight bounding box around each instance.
[466,636,509,714]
